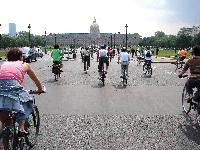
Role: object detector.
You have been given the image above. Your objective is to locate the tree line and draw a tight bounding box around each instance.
[0,31,45,48]
[141,31,200,49]
[0,31,200,49]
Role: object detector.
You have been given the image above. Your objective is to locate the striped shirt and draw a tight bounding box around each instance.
[183,56,200,79]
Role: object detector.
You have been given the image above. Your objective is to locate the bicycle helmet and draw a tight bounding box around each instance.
[100,45,106,49]
[121,47,127,52]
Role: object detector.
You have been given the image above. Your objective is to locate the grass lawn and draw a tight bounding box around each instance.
[154,49,191,58]
[0,49,6,57]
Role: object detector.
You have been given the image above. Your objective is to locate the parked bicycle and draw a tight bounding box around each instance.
[181,75,200,126]
[143,61,152,77]
[0,87,46,149]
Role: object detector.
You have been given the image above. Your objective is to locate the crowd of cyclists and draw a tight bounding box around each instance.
[0,44,200,148]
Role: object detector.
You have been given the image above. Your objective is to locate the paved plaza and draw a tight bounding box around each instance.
[2,51,200,149]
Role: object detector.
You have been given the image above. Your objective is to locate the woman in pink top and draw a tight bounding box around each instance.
[0,48,43,136]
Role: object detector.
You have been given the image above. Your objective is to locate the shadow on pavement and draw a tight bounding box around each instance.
[91,83,105,88]
[178,112,200,145]
[113,84,127,89]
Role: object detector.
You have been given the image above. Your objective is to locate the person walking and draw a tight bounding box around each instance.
[82,47,90,73]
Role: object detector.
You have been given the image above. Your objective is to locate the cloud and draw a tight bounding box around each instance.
[143,0,167,8]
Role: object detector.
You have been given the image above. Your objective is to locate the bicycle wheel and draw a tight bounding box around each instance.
[24,106,40,147]
[182,86,192,114]
[101,72,105,86]
[177,61,183,69]
[0,129,15,150]
[148,67,152,77]
[54,73,58,81]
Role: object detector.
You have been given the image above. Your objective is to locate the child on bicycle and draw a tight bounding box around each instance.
[0,48,43,136]
[178,45,200,101]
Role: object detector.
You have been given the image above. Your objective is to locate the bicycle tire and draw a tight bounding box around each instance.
[54,73,58,81]
[149,67,152,77]
[25,106,40,147]
[177,61,183,69]
[0,128,16,150]
[182,86,192,114]
[102,73,105,86]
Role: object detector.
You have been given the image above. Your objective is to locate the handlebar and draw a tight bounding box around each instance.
[28,85,47,94]
[179,74,188,78]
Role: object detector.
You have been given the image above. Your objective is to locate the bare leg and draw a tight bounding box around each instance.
[18,120,27,133]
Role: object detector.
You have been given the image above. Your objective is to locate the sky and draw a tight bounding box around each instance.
[0,0,200,37]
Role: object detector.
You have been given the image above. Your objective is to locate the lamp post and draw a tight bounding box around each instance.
[125,24,128,49]
[113,33,116,49]
[44,31,47,54]
[54,34,57,45]
[110,34,112,49]
[28,24,31,46]
[118,32,120,48]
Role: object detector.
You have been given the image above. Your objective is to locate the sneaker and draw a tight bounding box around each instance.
[120,76,123,78]
[60,70,63,72]
[105,71,107,74]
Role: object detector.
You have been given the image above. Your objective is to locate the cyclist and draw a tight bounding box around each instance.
[0,48,43,136]
[177,48,188,62]
[97,45,109,78]
[136,48,143,63]
[143,47,152,72]
[51,44,63,72]
[178,45,200,102]
[117,47,130,78]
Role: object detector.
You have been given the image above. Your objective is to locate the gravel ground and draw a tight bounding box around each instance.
[33,114,200,150]
[2,52,200,149]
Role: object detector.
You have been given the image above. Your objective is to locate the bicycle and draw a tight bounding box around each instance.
[181,75,200,126]
[143,61,152,77]
[0,87,46,149]
[99,63,106,86]
[52,63,61,81]
[136,56,143,66]
[174,56,183,71]
[121,65,128,86]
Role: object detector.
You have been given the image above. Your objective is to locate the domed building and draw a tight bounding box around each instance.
[90,17,100,44]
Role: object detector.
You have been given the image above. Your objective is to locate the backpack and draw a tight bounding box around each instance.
[146,51,151,57]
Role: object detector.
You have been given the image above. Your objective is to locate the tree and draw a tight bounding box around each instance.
[192,32,200,45]
[176,34,192,48]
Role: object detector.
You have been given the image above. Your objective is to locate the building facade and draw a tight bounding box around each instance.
[9,23,16,37]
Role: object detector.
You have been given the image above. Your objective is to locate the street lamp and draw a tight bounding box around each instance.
[54,34,57,45]
[125,24,128,49]
[28,24,31,46]
[118,32,120,48]
[110,34,113,49]
[44,31,47,54]
[113,33,116,49]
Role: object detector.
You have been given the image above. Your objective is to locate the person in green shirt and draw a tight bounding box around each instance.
[51,44,63,72]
